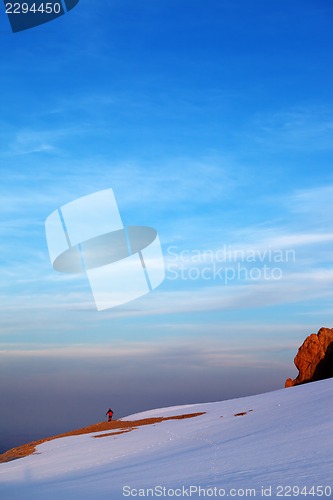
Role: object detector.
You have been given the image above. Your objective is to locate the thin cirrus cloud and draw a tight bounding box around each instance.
[2,126,83,157]
[289,184,333,218]
[31,271,330,320]
[2,186,333,327]
[246,106,333,151]
[0,338,298,369]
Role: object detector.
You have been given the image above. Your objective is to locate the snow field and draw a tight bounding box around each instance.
[0,379,332,499]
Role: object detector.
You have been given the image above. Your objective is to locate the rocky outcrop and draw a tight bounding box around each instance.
[285,327,333,387]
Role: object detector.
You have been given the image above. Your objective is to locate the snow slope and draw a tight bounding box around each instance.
[0,379,332,500]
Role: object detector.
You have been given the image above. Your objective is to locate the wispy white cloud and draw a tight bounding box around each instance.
[248,106,333,151]
[2,155,333,337]
[288,185,333,225]
[0,337,299,370]
[2,128,61,157]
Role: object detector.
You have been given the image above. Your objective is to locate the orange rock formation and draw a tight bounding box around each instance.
[285,327,333,387]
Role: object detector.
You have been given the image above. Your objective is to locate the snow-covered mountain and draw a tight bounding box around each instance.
[1,379,332,500]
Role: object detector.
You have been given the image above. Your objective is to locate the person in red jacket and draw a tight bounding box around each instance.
[106,408,114,422]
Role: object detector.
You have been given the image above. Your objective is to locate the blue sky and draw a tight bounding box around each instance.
[1,0,333,447]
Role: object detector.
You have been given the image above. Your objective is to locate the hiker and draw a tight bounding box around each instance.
[106,408,114,422]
